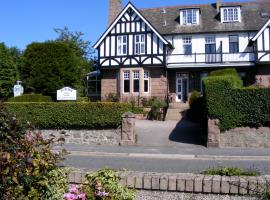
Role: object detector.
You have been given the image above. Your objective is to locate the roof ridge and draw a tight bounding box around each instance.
[139,1,258,11]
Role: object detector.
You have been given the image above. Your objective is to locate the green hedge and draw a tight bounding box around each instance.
[8,94,52,102]
[4,102,140,129]
[209,68,238,77]
[204,75,270,131]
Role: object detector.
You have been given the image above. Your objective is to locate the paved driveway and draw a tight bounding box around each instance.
[135,119,202,147]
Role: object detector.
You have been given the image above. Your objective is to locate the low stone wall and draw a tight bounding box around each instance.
[42,129,120,146]
[207,119,270,148]
[69,170,270,195]
[221,127,270,148]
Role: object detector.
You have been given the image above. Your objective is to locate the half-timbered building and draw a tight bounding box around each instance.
[94,0,270,102]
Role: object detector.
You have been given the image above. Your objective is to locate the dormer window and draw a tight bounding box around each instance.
[180,9,200,25]
[221,7,241,23]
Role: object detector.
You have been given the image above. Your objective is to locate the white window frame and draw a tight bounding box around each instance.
[221,7,241,23]
[183,36,192,55]
[135,34,145,55]
[180,9,199,25]
[132,70,140,93]
[123,71,130,94]
[144,71,150,93]
[117,35,127,55]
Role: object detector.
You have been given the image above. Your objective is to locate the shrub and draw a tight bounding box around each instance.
[83,168,136,200]
[204,73,270,131]
[203,75,243,131]
[4,102,141,129]
[209,68,238,77]
[149,97,167,120]
[201,166,260,176]
[187,90,205,123]
[8,94,53,102]
[0,105,67,199]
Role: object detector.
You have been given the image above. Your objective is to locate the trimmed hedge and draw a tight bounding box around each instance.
[8,94,52,102]
[209,68,238,77]
[4,102,140,129]
[204,74,270,131]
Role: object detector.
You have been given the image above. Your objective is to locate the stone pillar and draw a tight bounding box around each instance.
[207,118,220,148]
[120,112,135,146]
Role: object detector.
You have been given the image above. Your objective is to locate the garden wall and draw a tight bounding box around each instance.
[42,129,120,146]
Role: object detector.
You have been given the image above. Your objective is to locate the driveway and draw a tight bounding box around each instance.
[135,119,202,147]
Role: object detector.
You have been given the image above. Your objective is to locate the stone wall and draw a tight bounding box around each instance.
[221,127,270,148]
[207,118,270,148]
[42,129,120,146]
[69,169,270,195]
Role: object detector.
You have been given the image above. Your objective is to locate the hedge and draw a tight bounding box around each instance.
[209,68,238,77]
[4,102,141,129]
[8,94,52,102]
[204,75,270,131]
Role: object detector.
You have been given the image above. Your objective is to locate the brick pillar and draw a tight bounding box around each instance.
[108,0,122,26]
[207,118,220,148]
[120,112,135,146]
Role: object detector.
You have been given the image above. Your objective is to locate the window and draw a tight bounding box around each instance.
[144,71,150,93]
[205,36,216,63]
[135,34,145,55]
[183,36,192,55]
[229,35,239,53]
[117,35,127,55]
[181,9,199,25]
[123,71,130,93]
[133,71,140,93]
[221,7,241,22]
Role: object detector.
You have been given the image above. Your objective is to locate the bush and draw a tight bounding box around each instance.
[8,94,53,102]
[0,105,67,199]
[83,168,136,200]
[187,90,205,123]
[204,73,270,131]
[201,167,260,176]
[209,68,238,77]
[4,102,141,129]
[148,97,167,120]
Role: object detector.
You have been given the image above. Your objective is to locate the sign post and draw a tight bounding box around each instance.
[57,87,77,101]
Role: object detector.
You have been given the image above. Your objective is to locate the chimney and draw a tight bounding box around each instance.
[216,0,222,12]
[108,0,122,26]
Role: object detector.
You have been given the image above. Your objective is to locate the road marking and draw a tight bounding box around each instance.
[67,151,270,161]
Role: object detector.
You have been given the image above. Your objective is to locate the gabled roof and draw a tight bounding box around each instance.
[251,18,270,41]
[93,2,169,49]
[140,1,270,35]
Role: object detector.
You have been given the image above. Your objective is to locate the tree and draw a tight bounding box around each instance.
[54,26,94,59]
[21,41,81,96]
[0,43,18,99]
[54,27,96,96]
[8,46,23,78]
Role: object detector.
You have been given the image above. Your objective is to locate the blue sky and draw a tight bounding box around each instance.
[0,0,251,50]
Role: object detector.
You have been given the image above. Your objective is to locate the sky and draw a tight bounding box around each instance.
[0,0,252,50]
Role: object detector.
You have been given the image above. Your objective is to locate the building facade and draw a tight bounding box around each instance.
[94,0,270,103]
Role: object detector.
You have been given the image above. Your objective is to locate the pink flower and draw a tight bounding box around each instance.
[69,185,79,194]
[79,193,86,200]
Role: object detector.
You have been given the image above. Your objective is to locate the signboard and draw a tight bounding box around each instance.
[13,81,24,97]
[57,87,77,101]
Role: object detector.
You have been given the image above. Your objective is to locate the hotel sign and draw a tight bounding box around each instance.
[57,87,77,101]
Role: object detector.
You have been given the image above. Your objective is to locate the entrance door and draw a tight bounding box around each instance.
[176,73,189,102]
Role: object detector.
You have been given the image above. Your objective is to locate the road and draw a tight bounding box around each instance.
[58,144,270,174]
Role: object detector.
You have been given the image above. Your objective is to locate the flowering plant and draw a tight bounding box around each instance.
[63,185,86,200]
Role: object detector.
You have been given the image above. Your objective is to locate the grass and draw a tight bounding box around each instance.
[201,167,260,176]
